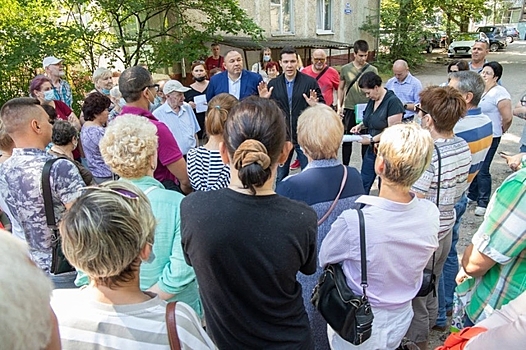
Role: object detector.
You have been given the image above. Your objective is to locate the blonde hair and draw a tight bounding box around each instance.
[0,232,54,350]
[378,123,434,188]
[60,181,156,288]
[206,93,238,136]
[92,67,113,85]
[297,105,343,160]
[100,114,158,178]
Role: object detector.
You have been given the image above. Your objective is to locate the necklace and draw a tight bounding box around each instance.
[228,185,275,196]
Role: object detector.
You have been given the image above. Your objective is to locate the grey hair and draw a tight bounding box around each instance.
[449,70,485,107]
[92,67,112,85]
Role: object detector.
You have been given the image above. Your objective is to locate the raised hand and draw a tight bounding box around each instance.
[258,81,273,99]
[303,89,319,107]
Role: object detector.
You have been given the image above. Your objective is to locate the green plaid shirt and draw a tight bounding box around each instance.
[466,168,526,323]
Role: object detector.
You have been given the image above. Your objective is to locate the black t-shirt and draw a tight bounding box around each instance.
[184,86,208,139]
[181,188,317,349]
[363,88,404,136]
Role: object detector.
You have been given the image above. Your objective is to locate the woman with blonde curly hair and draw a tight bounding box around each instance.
[51,181,215,349]
[181,96,318,348]
[75,114,202,317]
[186,93,238,191]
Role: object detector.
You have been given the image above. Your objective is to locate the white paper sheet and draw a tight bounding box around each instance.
[194,94,208,113]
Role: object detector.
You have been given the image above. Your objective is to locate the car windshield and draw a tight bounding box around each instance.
[477,27,494,33]
[453,33,479,41]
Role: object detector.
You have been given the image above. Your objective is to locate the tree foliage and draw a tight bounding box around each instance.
[61,0,263,71]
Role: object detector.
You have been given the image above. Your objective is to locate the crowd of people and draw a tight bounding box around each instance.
[0,38,524,350]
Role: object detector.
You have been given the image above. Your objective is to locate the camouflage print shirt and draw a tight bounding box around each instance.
[0,148,84,272]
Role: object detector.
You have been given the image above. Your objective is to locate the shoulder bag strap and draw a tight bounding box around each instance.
[318,165,348,226]
[356,207,368,297]
[165,301,181,350]
[429,144,442,278]
[315,65,330,81]
[345,63,370,97]
[42,158,62,229]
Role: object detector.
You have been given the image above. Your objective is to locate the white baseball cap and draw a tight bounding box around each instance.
[163,80,190,95]
[43,56,63,68]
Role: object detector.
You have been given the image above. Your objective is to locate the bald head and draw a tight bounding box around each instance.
[393,60,409,82]
[312,49,328,71]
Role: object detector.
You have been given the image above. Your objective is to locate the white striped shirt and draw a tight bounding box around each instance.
[412,137,471,240]
[187,146,230,191]
[51,289,216,350]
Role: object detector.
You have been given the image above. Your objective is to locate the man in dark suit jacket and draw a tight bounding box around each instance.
[258,46,324,182]
[206,50,263,101]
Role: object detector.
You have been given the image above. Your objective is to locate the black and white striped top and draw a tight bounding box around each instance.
[187,146,230,191]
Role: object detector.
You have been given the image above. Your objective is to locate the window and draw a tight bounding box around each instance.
[316,0,333,33]
[270,0,294,34]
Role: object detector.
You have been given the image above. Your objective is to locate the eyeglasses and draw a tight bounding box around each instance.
[313,58,326,62]
[145,84,160,92]
[81,186,139,200]
[521,99,526,106]
[414,103,430,116]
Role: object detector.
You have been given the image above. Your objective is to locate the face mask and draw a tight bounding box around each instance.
[43,90,55,102]
[263,55,271,62]
[145,249,156,263]
[194,76,206,82]
[101,88,111,95]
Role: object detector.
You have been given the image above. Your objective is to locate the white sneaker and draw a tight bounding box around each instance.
[474,206,486,216]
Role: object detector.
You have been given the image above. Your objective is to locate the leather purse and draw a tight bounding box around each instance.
[42,158,76,275]
[416,144,442,297]
[311,208,374,345]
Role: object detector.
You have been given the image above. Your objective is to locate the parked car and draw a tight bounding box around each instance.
[447,32,481,58]
[476,26,507,51]
[506,27,519,43]
[419,32,443,53]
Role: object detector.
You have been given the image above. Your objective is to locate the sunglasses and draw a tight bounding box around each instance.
[313,58,326,62]
[192,60,205,65]
[414,103,430,116]
[81,186,139,200]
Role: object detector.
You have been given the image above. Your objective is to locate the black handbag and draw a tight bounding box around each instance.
[42,158,76,275]
[311,208,374,345]
[416,144,442,297]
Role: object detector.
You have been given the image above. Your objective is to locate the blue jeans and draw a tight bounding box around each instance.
[468,137,500,208]
[50,271,78,289]
[361,146,377,194]
[436,193,468,326]
[276,144,308,183]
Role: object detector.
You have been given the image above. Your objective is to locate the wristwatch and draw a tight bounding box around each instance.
[369,135,374,144]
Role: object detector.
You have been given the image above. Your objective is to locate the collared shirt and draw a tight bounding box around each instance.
[453,107,493,183]
[228,71,242,99]
[302,65,340,106]
[385,73,423,119]
[0,148,84,272]
[466,168,526,323]
[120,105,183,183]
[319,194,440,310]
[153,102,200,155]
[52,78,73,108]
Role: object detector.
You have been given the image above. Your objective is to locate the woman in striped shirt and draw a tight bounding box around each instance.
[187,93,238,191]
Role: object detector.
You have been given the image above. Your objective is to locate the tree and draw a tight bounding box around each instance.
[61,0,263,70]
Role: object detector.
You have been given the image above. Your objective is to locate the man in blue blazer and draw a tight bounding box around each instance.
[206,50,263,101]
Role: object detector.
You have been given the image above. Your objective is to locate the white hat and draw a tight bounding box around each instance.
[163,80,190,95]
[43,56,63,68]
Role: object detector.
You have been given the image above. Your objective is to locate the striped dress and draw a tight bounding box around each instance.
[51,289,216,350]
[187,146,230,191]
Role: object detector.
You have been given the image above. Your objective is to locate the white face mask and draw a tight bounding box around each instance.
[263,55,271,62]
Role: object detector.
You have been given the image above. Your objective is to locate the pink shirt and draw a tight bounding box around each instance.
[120,106,183,183]
[302,65,340,106]
[319,195,440,310]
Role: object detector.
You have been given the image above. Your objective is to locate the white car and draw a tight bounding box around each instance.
[448,32,488,58]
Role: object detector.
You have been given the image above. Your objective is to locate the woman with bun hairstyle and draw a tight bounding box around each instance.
[181,96,318,349]
[186,93,238,191]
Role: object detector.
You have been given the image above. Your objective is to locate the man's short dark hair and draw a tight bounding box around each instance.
[0,97,42,134]
[280,46,297,59]
[354,40,369,54]
[118,66,152,103]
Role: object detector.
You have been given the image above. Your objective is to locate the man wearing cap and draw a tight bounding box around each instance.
[118,66,192,194]
[43,56,73,108]
[153,80,200,156]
